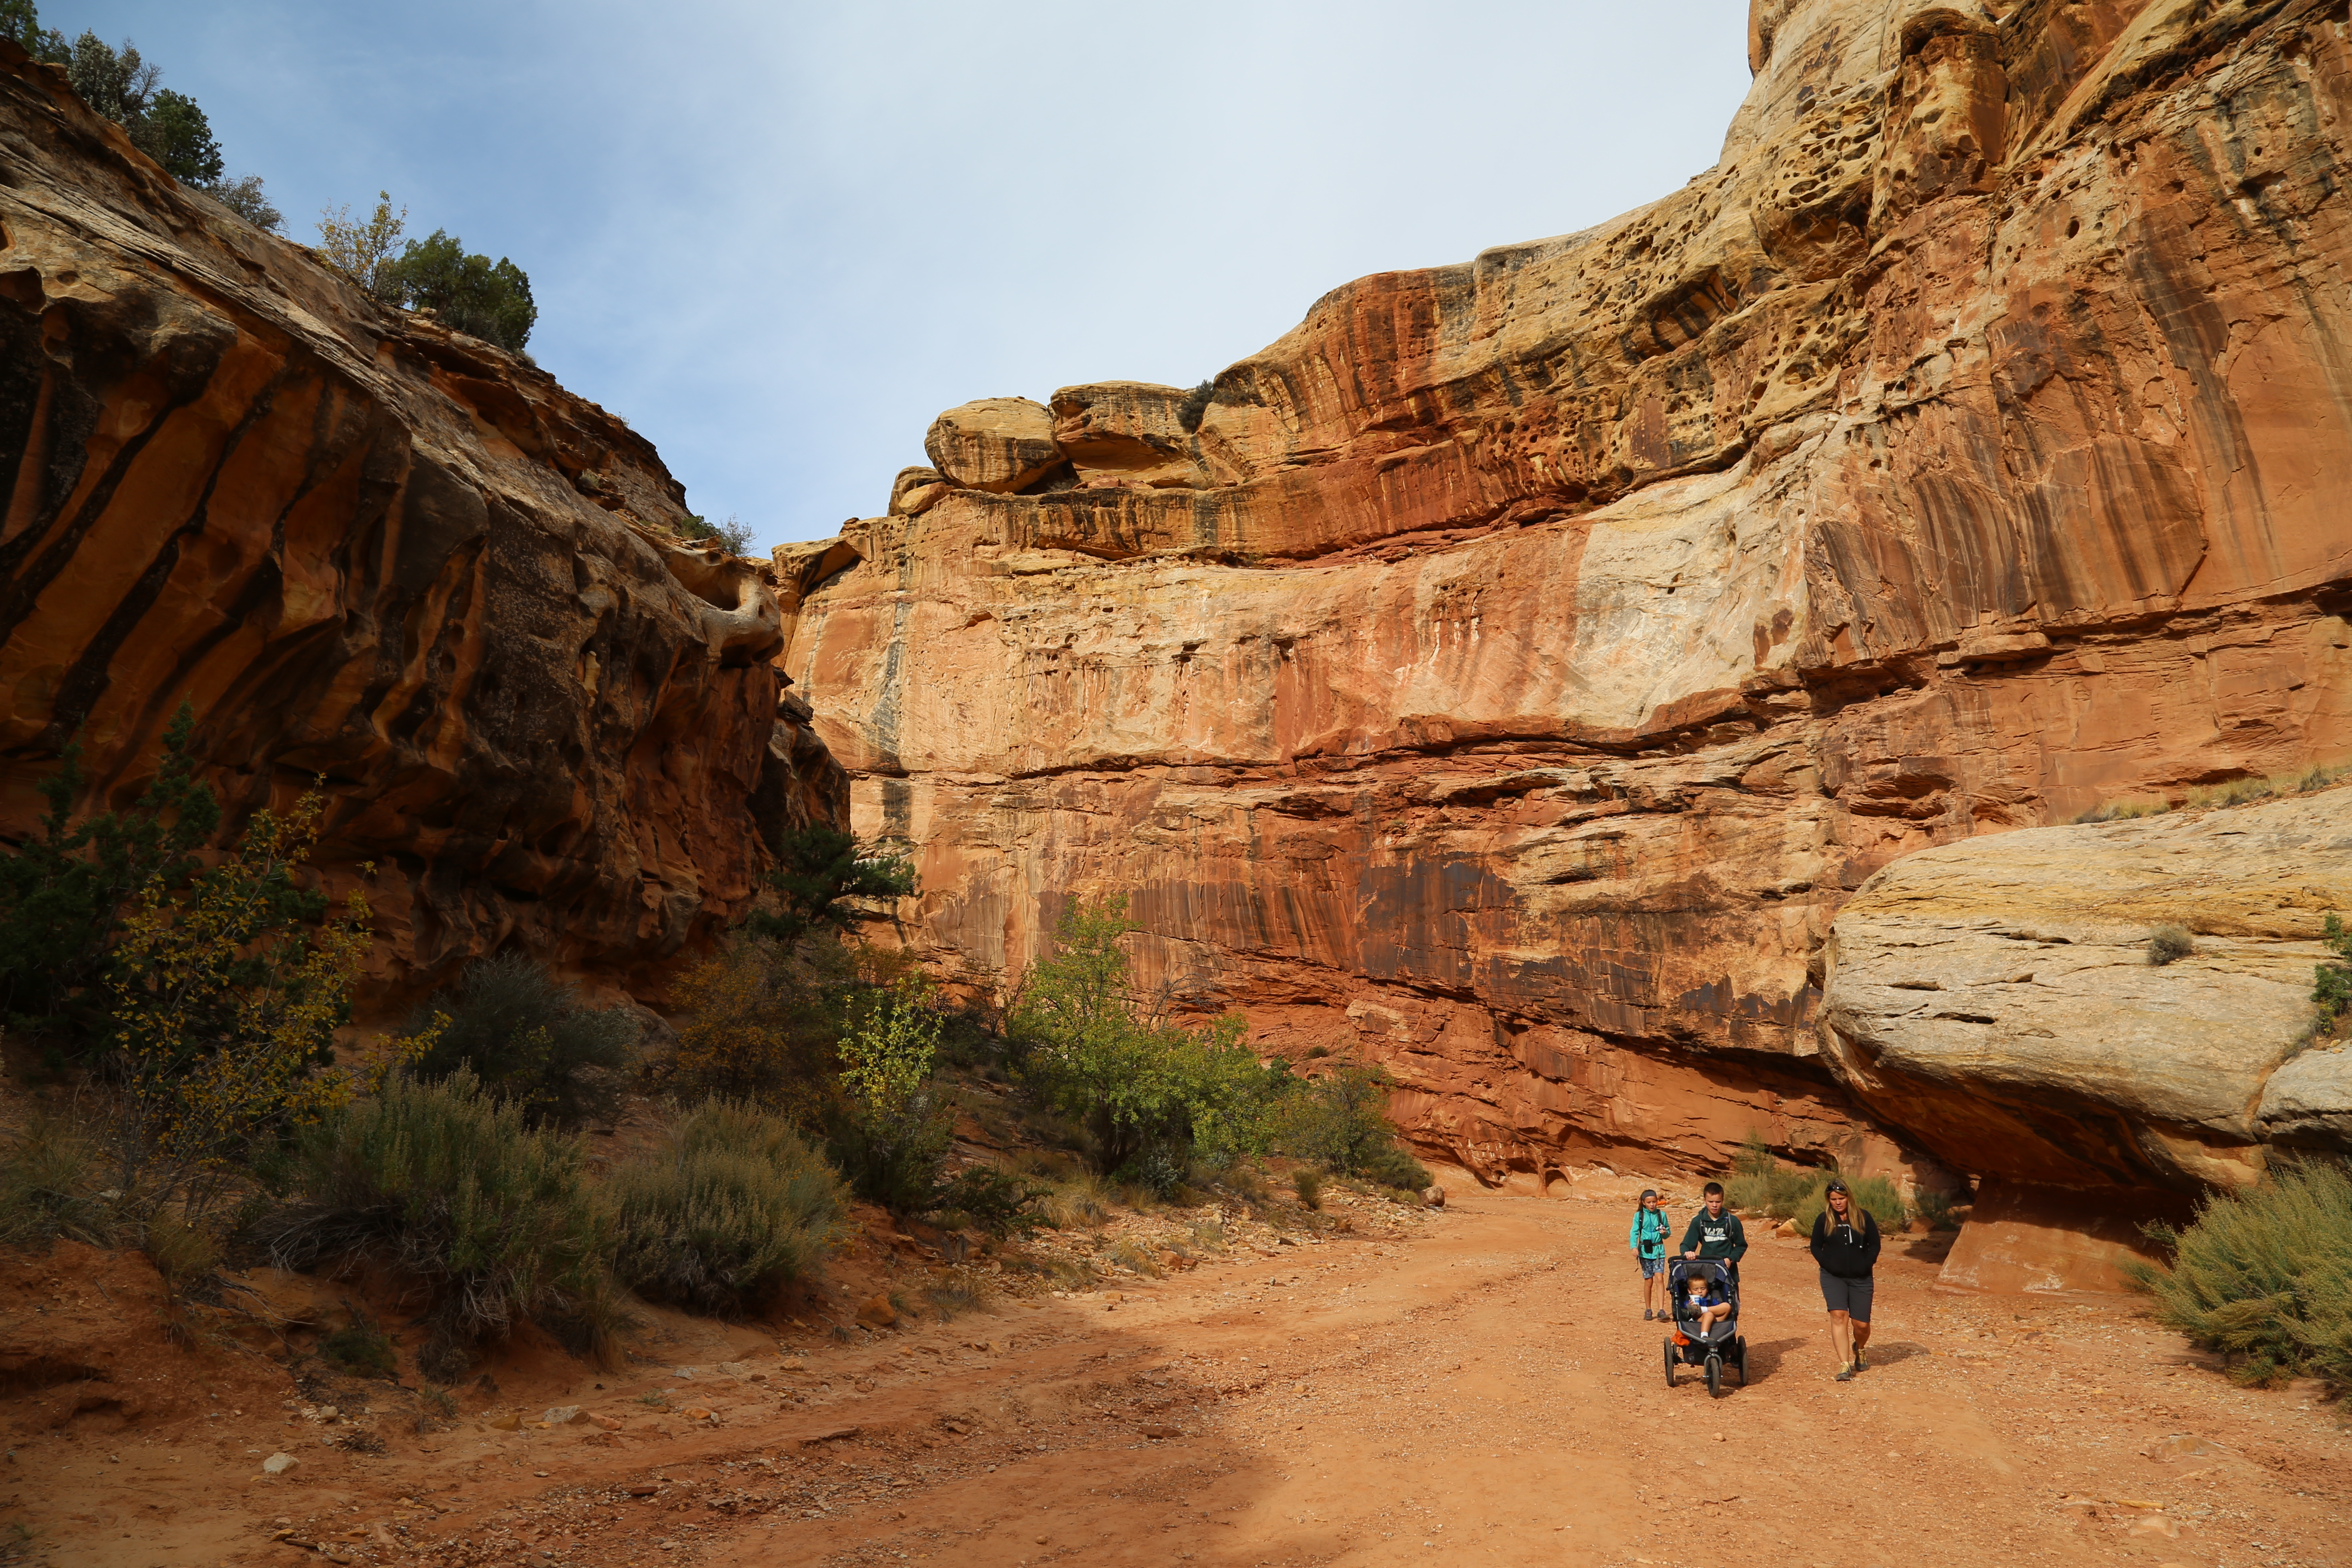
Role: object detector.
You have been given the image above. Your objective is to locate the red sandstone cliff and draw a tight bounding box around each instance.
[0,42,843,1000]
[785,0,2352,1199]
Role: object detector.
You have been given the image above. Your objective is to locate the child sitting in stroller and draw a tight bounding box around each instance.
[1682,1268,1731,1336]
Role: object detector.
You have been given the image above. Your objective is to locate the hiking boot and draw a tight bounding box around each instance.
[1854,1349,1868,1372]
[1834,1366,1856,1381]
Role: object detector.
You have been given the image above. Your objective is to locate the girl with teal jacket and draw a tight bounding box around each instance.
[1629,1188,1671,1320]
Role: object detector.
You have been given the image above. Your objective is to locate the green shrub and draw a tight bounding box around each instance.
[261,1071,608,1378]
[1292,1168,1323,1210]
[407,952,639,1130]
[1176,380,1216,433]
[318,1309,399,1380]
[1912,1187,1959,1231]
[931,1165,1048,1237]
[608,1099,846,1318]
[1011,898,1269,1176]
[1792,1173,1909,1235]
[0,703,219,1051]
[2309,915,2352,1051]
[2129,1159,2352,1391]
[1278,1065,1430,1190]
[825,983,956,1212]
[378,230,537,352]
[2147,924,2196,966]
[1724,1133,1822,1219]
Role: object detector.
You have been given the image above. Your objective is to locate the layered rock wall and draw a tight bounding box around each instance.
[0,43,843,1001]
[788,0,2352,1193]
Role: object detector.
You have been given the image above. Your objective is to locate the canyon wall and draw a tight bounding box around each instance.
[785,0,2352,1203]
[0,42,842,1002]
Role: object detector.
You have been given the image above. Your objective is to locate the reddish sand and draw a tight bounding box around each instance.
[8,1189,2341,1567]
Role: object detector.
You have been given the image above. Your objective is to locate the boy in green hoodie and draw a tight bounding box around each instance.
[1679,1181,1749,1285]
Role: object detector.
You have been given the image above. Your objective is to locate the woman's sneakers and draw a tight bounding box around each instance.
[1834,1365,1856,1381]
[1853,1348,1868,1372]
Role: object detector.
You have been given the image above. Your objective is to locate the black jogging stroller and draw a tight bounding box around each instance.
[1662,1257,1747,1396]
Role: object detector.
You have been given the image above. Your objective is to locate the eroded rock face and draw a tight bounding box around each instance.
[0,43,844,1001]
[787,0,2352,1189]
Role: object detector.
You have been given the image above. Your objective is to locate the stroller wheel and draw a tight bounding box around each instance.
[1662,1338,1676,1388]
[1734,1338,1749,1385]
[1705,1354,1722,1397]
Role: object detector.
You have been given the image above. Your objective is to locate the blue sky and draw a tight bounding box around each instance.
[52,3,1755,546]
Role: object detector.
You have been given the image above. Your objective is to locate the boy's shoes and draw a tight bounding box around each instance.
[1834,1366,1856,1382]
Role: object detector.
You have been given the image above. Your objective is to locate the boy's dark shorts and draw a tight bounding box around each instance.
[1819,1270,1874,1319]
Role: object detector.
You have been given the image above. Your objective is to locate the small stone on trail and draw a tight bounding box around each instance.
[1140,1424,1181,1439]
[627,1483,658,1496]
[1423,1186,1446,1207]
[261,1453,298,1475]
[590,1413,622,1431]
[544,1406,583,1425]
[858,1295,898,1328]
[487,1411,522,1431]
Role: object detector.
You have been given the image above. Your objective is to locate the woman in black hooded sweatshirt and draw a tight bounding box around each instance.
[1809,1178,1880,1382]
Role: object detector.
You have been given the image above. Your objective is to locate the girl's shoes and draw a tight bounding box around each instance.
[1642,1308,1654,1320]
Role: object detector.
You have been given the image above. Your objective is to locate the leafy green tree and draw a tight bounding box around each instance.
[747,824,918,953]
[0,0,45,52]
[204,173,281,232]
[104,787,384,1219]
[1278,1063,1427,1190]
[317,191,407,295]
[1008,897,1262,1179]
[825,981,955,1211]
[0,704,221,1052]
[378,229,539,352]
[31,26,258,198]
[139,87,221,182]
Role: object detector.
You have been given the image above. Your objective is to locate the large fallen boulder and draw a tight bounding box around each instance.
[1820,786,2352,1286]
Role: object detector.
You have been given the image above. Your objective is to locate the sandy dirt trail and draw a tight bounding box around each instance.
[21,1188,2346,1568]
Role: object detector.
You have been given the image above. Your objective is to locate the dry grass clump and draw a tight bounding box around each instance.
[1033,1171,1112,1231]
[2076,760,2349,824]
[0,1114,120,1251]
[2131,1159,2352,1393]
[1292,1168,1324,1210]
[2146,924,2196,965]
[1106,1236,1164,1277]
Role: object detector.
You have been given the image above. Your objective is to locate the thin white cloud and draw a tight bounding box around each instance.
[67,1,1753,545]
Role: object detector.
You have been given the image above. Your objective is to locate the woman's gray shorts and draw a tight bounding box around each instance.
[1819,1270,1874,1320]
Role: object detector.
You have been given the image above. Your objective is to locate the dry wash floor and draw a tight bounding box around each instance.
[15,1189,2346,1568]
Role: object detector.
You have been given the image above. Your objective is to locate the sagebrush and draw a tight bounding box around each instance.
[262,1071,609,1378]
[609,1099,846,1318]
[2131,1159,2352,1392]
